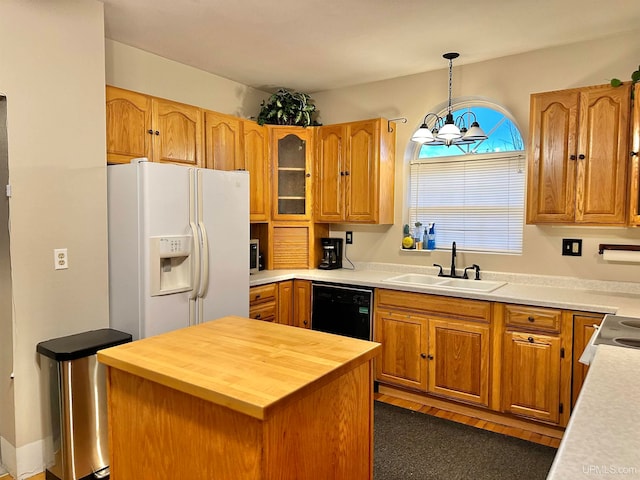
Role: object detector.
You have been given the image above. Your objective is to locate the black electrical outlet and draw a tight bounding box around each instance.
[346,231,353,244]
[562,238,582,256]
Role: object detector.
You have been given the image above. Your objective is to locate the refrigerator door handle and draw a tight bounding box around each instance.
[189,169,201,302]
[188,221,200,301]
[196,170,210,300]
[197,219,210,299]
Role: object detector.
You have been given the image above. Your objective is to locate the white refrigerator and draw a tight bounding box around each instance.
[107,158,249,340]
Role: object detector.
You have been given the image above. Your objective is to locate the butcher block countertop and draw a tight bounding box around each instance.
[97,315,381,420]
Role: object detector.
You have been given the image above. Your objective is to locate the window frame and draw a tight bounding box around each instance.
[407,99,526,254]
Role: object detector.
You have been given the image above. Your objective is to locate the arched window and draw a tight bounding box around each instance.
[409,101,525,254]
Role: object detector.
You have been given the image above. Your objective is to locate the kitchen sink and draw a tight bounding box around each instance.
[383,273,449,286]
[382,273,505,293]
[437,278,506,292]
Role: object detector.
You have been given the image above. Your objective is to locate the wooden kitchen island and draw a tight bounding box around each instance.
[97,316,381,480]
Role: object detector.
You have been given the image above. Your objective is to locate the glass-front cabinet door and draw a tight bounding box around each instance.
[270,126,313,220]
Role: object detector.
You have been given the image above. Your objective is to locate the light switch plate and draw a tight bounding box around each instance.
[562,239,582,256]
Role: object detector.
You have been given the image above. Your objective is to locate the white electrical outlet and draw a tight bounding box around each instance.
[54,248,68,270]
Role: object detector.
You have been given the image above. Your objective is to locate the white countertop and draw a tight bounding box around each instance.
[249,264,640,316]
[251,264,640,476]
[547,345,640,479]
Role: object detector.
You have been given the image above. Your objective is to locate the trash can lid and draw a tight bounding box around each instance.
[36,328,132,361]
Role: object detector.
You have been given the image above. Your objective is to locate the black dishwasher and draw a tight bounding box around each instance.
[311,282,373,340]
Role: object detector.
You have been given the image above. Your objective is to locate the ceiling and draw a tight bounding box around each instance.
[101,0,640,93]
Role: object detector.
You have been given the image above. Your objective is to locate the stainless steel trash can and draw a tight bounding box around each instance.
[37,329,132,480]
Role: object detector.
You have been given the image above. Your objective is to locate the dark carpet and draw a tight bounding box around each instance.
[374,401,557,480]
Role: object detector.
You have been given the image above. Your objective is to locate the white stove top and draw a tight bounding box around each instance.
[594,314,640,349]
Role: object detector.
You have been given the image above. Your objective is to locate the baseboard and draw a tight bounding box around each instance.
[0,436,46,480]
[378,385,565,440]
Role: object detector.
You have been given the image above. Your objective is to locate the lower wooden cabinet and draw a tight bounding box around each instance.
[502,330,562,424]
[278,280,294,325]
[571,313,604,407]
[249,283,277,322]
[428,319,490,406]
[500,304,573,427]
[374,289,491,408]
[374,310,428,391]
[293,279,312,329]
[249,280,312,328]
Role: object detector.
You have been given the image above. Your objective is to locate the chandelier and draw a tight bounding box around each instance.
[411,53,488,147]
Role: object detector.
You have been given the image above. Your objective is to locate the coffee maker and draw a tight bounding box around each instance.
[318,238,343,270]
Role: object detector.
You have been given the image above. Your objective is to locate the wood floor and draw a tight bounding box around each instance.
[2,473,43,480]
[376,392,561,448]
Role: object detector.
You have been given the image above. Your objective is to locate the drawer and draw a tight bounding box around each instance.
[375,288,491,323]
[249,302,276,322]
[504,304,561,332]
[250,283,277,305]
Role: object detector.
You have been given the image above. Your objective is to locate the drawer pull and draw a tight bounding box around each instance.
[528,336,535,343]
[255,314,261,319]
[527,316,535,322]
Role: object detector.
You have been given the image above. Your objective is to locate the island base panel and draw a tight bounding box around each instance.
[106,361,374,479]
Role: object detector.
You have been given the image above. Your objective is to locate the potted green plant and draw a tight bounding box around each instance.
[257,88,318,127]
[610,65,640,90]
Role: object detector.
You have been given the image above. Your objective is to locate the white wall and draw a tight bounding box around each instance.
[0,1,108,478]
[0,97,14,472]
[105,39,269,119]
[312,30,640,283]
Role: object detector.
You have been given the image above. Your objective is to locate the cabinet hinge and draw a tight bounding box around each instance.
[559,403,564,414]
[560,347,565,358]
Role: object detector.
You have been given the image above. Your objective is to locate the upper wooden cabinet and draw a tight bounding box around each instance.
[627,83,640,225]
[526,83,631,225]
[315,118,395,224]
[243,121,271,222]
[204,110,242,170]
[106,86,204,167]
[106,87,151,164]
[270,126,313,221]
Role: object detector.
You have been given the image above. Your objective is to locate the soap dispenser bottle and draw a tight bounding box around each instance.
[426,223,436,250]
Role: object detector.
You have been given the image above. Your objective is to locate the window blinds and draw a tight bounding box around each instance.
[408,153,525,253]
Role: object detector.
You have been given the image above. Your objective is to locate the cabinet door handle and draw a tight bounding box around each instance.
[340,171,345,176]
[420,353,427,358]
[631,151,639,157]
[570,155,577,160]
[303,320,308,326]
[527,316,535,323]
[528,336,535,343]
[578,154,585,160]
[344,171,350,176]
[427,354,434,360]
[255,294,261,300]
[305,173,311,177]
[255,314,262,319]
